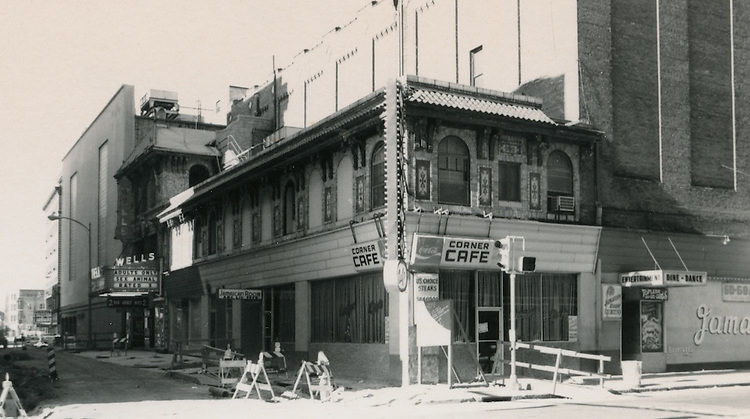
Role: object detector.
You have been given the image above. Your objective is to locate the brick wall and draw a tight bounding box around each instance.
[579,0,750,236]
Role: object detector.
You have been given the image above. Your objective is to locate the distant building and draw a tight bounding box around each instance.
[43,184,61,335]
[14,290,46,338]
[53,86,224,349]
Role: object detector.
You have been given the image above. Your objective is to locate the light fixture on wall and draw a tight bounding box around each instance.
[707,234,731,245]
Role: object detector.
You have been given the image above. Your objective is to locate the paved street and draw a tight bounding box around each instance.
[12,347,750,418]
[33,349,212,413]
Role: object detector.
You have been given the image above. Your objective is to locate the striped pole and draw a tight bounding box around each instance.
[47,346,58,381]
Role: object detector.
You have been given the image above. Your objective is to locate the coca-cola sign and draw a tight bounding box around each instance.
[410,234,498,270]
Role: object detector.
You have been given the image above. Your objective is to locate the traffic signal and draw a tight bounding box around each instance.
[518,256,536,272]
[494,237,511,271]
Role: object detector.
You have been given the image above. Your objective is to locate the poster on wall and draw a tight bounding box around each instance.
[602,284,622,320]
[641,301,664,352]
[568,315,578,342]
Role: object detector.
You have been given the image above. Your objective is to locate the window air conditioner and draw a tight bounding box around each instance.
[555,196,575,213]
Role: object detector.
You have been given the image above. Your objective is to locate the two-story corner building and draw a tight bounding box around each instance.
[153,0,603,385]
[156,0,750,383]
[157,76,601,384]
[55,86,224,350]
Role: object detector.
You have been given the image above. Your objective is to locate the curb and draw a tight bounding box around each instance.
[608,381,750,395]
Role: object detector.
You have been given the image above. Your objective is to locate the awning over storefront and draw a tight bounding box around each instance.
[163,265,203,299]
[599,229,750,279]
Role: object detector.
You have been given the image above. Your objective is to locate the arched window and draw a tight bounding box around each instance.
[189,165,210,187]
[547,151,574,212]
[547,151,573,196]
[284,181,296,235]
[371,142,385,209]
[438,136,470,206]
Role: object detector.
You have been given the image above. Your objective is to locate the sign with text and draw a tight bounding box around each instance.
[414,273,439,301]
[410,234,498,271]
[602,284,622,320]
[620,270,707,287]
[34,309,52,326]
[106,297,147,308]
[218,288,262,300]
[722,283,750,302]
[91,261,161,295]
[350,239,385,272]
[641,287,669,301]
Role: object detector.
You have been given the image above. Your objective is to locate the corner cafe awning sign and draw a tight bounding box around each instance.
[620,270,707,287]
[410,234,499,270]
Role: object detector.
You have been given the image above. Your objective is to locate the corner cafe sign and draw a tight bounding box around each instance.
[620,269,707,287]
[410,234,499,270]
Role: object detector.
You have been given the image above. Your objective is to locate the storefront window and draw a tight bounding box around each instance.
[505,273,578,342]
[311,273,388,343]
[439,270,475,342]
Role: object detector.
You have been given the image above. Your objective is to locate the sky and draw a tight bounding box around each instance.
[0,0,370,301]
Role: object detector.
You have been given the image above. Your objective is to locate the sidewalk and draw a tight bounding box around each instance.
[72,350,750,405]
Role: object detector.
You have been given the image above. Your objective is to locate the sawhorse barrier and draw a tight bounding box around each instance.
[111,334,128,357]
[501,340,611,394]
[261,347,287,377]
[232,353,275,401]
[0,374,27,417]
[289,352,333,401]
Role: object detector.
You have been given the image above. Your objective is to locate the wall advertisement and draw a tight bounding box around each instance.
[665,281,750,365]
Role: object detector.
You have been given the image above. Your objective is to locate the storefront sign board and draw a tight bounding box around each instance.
[410,234,498,271]
[350,239,385,272]
[414,273,439,301]
[641,288,668,301]
[218,288,262,300]
[722,283,750,302]
[620,270,707,287]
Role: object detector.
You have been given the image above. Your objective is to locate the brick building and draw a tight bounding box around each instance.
[575,1,750,373]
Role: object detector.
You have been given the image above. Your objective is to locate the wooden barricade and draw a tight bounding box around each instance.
[500,340,611,395]
[0,374,27,417]
[110,333,128,357]
[261,351,287,377]
[290,351,333,401]
[232,353,275,400]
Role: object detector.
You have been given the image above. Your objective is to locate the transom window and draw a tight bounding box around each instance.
[438,136,470,206]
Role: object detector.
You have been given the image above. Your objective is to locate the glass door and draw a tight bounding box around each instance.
[476,307,502,376]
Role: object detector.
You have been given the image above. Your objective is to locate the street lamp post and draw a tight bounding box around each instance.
[48,214,92,349]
